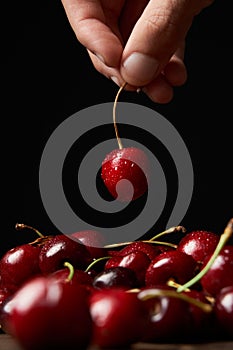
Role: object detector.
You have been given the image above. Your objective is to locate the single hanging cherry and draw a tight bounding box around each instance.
[101,82,150,202]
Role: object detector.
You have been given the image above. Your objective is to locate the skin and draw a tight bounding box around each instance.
[61,0,214,103]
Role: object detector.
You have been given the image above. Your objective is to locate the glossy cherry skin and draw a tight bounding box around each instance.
[49,267,93,287]
[89,288,149,348]
[116,241,174,261]
[201,245,233,296]
[101,147,149,202]
[138,286,191,342]
[105,250,151,287]
[70,230,106,259]
[0,294,15,335]
[182,289,213,339]
[0,287,12,311]
[214,286,233,336]
[7,276,93,350]
[177,230,219,263]
[92,266,139,290]
[145,250,197,287]
[0,244,41,288]
[39,234,91,274]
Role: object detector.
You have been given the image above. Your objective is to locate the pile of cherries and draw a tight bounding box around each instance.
[0,220,232,350]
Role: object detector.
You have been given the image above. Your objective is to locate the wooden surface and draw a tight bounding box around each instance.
[1,334,233,350]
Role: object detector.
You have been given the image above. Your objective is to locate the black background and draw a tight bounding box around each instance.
[3,1,232,256]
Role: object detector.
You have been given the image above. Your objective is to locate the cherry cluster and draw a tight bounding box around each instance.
[0,220,232,350]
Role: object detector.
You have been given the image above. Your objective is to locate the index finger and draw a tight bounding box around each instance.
[61,0,123,67]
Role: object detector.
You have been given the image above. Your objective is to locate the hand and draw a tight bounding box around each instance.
[61,0,213,103]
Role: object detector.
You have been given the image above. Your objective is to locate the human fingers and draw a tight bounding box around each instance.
[141,44,187,103]
[118,0,150,44]
[163,43,187,86]
[61,0,124,67]
[88,46,186,103]
[142,74,174,104]
[87,50,136,91]
[120,0,214,87]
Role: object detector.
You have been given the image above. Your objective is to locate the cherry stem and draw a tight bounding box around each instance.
[85,256,111,273]
[15,223,44,238]
[148,225,186,241]
[167,279,190,291]
[138,288,213,313]
[63,261,74,282]
[113,82,127,150]
[142,240,177,249]
[177,218,233,293]
[104,239,177,249]
[104,241,134,248]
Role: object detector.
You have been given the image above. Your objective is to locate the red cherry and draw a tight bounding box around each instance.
[176,219,233,294]
[7,276,93,350]
[38,234,91,274]
[105,250,151,287]
[182,289,213,338]
[177,230,220,263]
[138,285,192,342]
[116,241,173,260]
[49,266,93,287]
[0,244,41,288]
[101,147,149,202]
[214,285,233,336]
[145,250,197,287]
[70,230,106,259]
[101,83,149,202]
[89,288,149,348]
[92,266,139,290]
[0,287,12,309]
[200,245,233,296]
[0,294,15,335]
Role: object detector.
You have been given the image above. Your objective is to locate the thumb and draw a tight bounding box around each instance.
[120,0,211,87]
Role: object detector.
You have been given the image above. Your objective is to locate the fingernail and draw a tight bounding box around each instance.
[110,76,120,86]
[122,52,159,83]
[89,49,105,64]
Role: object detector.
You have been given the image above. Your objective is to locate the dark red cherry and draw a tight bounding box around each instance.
[214,285,233,336]
[49,267,93,287]
[101,147,149,202]
[38,234,91,274]
[116,241,174,261]
[0,287,12,310]
[145,250,197,287]
[105,250,151,286]
[89,288,149,348]
[0,244,41,288]
[181,289,213,339]
[92,266,139,290]
[138,286,191,342]
[200,245,233,296]
[70,230,106,259]
[8,276,93,350]
[0,294,15,335]
[177,230,220,263]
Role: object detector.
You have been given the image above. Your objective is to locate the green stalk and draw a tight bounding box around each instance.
[104,241,134,249]
[104,240,177,249]
[142,240,177,249]
[85,256,111,273]
[63,261,74,282]
[148,225,186,241]
[138,288,213,313]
